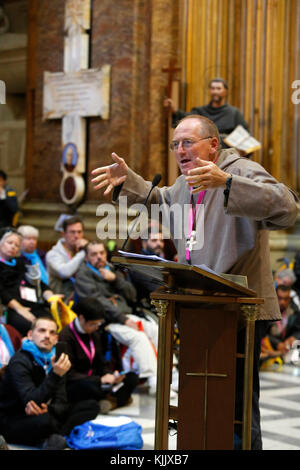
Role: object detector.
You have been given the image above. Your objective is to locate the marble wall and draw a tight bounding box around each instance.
[0,0,28,197]
[26,0,180,204]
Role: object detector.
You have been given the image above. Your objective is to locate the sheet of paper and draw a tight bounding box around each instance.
[118,250,170,262]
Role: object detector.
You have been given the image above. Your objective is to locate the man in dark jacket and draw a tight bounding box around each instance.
[74,241,159,394]
[59,298,138,413]
[166,78,249,149]
[0,316,98,449]
[261,285,300,359]
[0,170,18,228]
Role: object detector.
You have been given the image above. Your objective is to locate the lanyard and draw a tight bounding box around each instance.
[185,156,218,263]
[70,321,95,376]
[0,257,16,266]
[185,189,206,263]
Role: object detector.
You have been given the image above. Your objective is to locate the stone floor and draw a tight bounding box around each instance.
[260,364,300,450]
[7,364,300,450]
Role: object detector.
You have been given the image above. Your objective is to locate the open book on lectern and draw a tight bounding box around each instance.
[114,250,256,297]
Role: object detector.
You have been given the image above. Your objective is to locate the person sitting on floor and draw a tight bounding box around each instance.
[74,240,159,394]
[59,297,138,414]
[46,216,89,304]
[0,316,99,450]
[18,225,49,286]
[275,268,300,310]
[129,223,167,305]
[0,227,60,337]
[0,321,22,378]
[0,170,18,229]
[261,285,300,362]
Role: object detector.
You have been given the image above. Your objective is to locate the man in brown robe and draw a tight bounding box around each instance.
[91,115,299,449]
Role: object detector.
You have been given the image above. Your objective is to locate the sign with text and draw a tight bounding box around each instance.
[43,66,110,120]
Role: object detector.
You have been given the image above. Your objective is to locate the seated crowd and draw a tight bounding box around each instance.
[2,213,300,449]
[260,267,300,367]
[0,216,177,450]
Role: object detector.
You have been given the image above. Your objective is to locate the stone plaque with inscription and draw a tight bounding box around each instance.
[43,66,110,120]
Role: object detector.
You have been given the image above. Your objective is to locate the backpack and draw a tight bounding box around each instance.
[66,416,143,450]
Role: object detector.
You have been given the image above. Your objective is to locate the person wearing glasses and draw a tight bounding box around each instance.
[90,114,298,449]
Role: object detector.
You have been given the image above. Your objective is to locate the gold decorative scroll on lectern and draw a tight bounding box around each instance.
[112,255,263,450]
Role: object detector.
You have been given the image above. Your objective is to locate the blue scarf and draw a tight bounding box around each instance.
[22,339,55,374]
[0,257,16,266]
[86,262,110,277]
[22,250,49,285]
[0,324,15,368]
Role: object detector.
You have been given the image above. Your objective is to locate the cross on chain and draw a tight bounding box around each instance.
[186,230,197,252]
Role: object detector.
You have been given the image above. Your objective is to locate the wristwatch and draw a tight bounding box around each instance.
[223,175,232,207]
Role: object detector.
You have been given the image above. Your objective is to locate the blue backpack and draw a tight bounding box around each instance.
[66,419,143,450]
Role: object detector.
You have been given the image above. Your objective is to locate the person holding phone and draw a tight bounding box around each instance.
[59,297,139,414]
[0,316,99,450]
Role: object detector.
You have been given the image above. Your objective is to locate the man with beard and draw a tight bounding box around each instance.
[74,241,159,395]
[0,317,98,449]
[46,216,89,302]
[166,78,249,150]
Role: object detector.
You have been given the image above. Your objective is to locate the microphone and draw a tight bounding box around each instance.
[120,173,162,252]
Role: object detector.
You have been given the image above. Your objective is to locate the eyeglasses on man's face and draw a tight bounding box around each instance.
[169,137,212,152]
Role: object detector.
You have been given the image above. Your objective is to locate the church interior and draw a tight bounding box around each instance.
[0,0,300,451]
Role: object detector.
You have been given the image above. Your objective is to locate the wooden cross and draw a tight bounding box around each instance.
[43,0,110,206]
[162,59,181,185]
[187,349,227,448]
[162,58,181,100]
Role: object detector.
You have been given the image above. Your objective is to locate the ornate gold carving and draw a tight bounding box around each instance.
[240,304,259,322]
[150,299,169,317]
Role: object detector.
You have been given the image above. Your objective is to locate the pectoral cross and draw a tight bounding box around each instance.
[186,230,197,252]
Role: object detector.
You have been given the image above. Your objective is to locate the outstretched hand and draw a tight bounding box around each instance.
[185,158,230,193]
[91,152,129,197]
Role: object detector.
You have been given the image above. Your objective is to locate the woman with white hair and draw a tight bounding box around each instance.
[0,227,55,336]
[18,225,49,285]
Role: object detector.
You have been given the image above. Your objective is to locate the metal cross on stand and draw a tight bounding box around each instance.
[43,0,110,206]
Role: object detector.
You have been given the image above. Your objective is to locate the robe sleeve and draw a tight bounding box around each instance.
[225,161,299,230]
[114,168,165,207]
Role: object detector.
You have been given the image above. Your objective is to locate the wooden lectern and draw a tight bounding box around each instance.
[112,256,264,450]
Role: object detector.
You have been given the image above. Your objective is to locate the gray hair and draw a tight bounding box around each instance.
[177,114,221,151]
[276,269,296,285]
[17,225,39,239]
[0,229,22,245]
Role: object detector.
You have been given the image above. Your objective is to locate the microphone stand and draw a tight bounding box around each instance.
[120,174,161,252]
